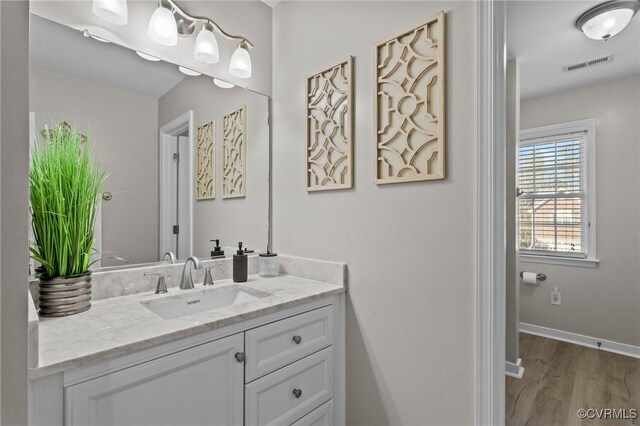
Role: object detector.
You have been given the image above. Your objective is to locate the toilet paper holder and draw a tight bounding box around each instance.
[520,272,547,281]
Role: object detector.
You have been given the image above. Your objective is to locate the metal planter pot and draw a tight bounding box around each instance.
[39,272,92,317]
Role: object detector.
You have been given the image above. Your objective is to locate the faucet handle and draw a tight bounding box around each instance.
[145,272,168,294]
[203,263,222,286]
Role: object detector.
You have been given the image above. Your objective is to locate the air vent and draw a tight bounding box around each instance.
[563,55,614,72]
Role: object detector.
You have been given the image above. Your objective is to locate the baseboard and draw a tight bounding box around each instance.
[505,357,524,379]
[520,323,640,359]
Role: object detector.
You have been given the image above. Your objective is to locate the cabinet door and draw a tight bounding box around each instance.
[65,334,244,426]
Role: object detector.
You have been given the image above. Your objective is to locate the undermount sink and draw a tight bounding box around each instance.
[141,285,271,320]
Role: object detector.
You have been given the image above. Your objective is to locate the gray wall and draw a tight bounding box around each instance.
[272,2,476,424]
[30,1,273,96]
[505,58,520,364]
[519,75,640,347]
[158,76,270,257]
[29,67,159,265]
[1,0,29,423]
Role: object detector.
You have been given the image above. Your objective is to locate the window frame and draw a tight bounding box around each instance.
[517,118,598,268]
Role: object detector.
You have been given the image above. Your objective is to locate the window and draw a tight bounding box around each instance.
[517,119,597,266]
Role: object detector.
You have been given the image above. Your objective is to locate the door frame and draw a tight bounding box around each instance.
[476,1,506,425]
[159,110,194,260]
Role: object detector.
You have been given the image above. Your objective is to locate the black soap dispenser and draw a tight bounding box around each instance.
[233,242,248,283]
[210,239,225,258]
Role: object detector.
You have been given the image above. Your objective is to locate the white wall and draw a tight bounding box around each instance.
[272,2,476,424]
[158,76,270,257]
[29,67,159,265]
[519,75,640,347]
[0,0,30,423]
[30,1,273,96]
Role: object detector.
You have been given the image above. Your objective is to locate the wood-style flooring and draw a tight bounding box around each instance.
[506,333,640,426]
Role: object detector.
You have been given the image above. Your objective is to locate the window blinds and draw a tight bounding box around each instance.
[517,131,587,257]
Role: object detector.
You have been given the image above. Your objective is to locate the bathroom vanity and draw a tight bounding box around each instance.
[28,256,346,426]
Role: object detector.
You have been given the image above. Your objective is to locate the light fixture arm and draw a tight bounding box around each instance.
[163,0,254,49]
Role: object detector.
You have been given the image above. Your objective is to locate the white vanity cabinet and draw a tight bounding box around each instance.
[29,296,345,426]
[65,333,244,426]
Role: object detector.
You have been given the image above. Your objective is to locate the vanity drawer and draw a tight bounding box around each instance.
[245,347,333,426]
[290,400,334,426]
[245,305,333,382]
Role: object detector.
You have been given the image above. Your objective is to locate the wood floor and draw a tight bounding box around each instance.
[506,333,640,426]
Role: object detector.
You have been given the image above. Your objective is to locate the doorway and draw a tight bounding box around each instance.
[159,110,194,260]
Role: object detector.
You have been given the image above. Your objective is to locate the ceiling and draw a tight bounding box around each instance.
[30,14,186,99]
[507,0,640,100]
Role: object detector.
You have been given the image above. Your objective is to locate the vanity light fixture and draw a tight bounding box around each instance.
[576,0,640,40]
[213,78,235,89]
[92,0,128,25]
[136,51,161,62]
[229,42,252,79]
[83,29,110,43]
[179,66,202,76]
[146,0,254,78]
[148,3,178,46]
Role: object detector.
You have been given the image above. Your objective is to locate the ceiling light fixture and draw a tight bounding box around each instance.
[83,29,111,43]
[92,0,128,25]
[146,0,254,78]
[213,78,235,89]
[575,0,640,40]
[136,51,161,62]
[179,66,202,76]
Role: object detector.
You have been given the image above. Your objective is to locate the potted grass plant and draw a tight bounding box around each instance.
[29,123,106,317]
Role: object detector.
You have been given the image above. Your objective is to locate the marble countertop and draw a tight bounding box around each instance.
[30,274,345,379]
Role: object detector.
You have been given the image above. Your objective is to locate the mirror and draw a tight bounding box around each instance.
[28,14,270,270]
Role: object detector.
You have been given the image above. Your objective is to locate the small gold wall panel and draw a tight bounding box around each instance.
[222,106,247,198]
[196,120,215,200]
[375,11,446,184]
[306,57,354,191]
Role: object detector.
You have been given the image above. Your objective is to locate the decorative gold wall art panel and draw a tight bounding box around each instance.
[222,106,247,198]
[375,11,446,184]
[196,120,215,200]
[306,57,354,191]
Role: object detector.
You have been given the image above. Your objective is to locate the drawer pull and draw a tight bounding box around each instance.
[292,388,302,399]
[235,352,246,363]
[292,335,302,345]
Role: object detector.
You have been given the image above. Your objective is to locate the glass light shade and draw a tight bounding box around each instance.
[213,78,235,89]
[229,44,252,79]
[194,27,220,64]
[148,5,178,46]
[580,8,635,40]
[92,0,128,25]
[136,51,161,61]
[179,66,202,76]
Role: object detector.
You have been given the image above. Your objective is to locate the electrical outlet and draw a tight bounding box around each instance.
[551,288,562,306]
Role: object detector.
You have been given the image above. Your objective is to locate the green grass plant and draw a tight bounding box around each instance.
[29,124,107,278]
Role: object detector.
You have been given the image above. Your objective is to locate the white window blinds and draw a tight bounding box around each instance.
[517,130,587,257]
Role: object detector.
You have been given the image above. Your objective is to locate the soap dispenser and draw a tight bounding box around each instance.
[210,239,224,258]
[233,242,248,283]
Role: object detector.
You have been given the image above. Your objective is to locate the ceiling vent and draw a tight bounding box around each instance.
[563,55,614,72]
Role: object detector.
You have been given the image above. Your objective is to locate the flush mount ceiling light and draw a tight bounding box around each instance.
[576,0,640,40]
[145,0,254,78]
[213,78,235,89]
[136,51,161,62]
[92,0,128,25]
[179,66,201,76]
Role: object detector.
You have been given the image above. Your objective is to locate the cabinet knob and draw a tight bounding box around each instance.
[292,335,302,345]
[234,352,246,363]
[292,388,302,399]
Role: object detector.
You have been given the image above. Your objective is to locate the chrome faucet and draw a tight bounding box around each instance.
[179,256,201,290]
[163,251,177,263]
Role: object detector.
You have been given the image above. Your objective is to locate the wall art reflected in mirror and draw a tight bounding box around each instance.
[28,14,270,271]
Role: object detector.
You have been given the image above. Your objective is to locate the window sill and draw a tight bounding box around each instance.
[519,254,599,268]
